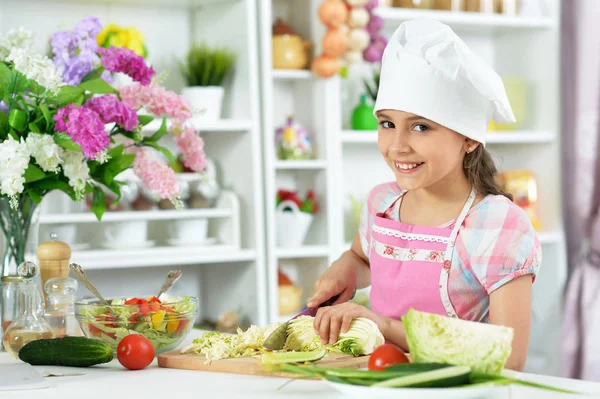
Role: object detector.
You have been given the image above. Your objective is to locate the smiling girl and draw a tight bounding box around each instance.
[307,19,541,371]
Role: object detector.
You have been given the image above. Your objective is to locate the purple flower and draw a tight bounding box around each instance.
[0,101,7,114]
[84,94,139,131]
[53,104,109,160]
[97,47,155,86]
[50,16,103,86]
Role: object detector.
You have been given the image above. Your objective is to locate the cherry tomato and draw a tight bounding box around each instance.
[368,344,410,371]
[117,334,155,370]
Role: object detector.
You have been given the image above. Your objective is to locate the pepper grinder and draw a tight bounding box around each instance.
[37,233,71,303]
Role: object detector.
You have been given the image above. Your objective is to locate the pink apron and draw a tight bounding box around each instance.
[369,189,476,319]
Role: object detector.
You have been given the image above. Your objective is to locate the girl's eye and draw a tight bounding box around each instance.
[412,123,429,132]
[379,121,395,129]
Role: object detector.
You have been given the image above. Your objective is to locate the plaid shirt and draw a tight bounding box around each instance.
[359,182,542,322]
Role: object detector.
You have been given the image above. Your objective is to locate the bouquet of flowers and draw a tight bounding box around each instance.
[0,16,207,276]
[275,189,319,214]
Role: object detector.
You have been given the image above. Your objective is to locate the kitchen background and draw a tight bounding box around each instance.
[1,0,592,382]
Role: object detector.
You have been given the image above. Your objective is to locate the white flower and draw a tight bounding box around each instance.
[61,151,89,196]
[0,136,30,198]
[26,133,63,173]
[7,48,63,94]
[0,27,33,60]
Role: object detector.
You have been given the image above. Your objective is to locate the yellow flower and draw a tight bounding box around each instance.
[96,24,147,57]
[97,24,122,46]
[283,127,297,144]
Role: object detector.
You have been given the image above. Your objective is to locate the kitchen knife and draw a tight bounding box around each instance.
[262,294,341,351]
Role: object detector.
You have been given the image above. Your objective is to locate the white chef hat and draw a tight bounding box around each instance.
[374,18,515,145]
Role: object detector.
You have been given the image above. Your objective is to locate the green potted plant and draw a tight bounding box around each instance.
[351,66,380,130]
[179,42,236,122]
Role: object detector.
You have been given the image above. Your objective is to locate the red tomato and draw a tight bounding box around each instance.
[368,344,410,371]
[117,335,155,370]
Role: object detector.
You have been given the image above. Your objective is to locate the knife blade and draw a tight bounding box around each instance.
[262,294,341,351]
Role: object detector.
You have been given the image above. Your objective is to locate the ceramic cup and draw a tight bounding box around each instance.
[103,221,148,247]
[168,218,208,243]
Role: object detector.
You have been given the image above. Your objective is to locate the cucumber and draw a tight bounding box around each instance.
[19,336,114,367]
[261,348,327,365]
[372,365,471,388]
[385,362,451,373]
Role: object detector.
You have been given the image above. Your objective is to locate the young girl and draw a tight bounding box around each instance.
[307,19,541,372]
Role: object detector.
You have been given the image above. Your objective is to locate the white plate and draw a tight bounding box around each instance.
[325,381,506,399]
[167,237,218,247]
[70,242,91,251]
[101,240,155,250]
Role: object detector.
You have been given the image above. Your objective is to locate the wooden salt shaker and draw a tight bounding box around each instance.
[36,234,71,302]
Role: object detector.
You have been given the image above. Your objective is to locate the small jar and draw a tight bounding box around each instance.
[1,275,23,350]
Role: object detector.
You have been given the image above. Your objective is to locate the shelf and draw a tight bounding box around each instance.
[373,7,556,31]
[276,245,330,259]
[72,246,256,269]
[141,118,252,134]
[274,160,328,170]
[272,69,313,80]
[39,208,232,224]
[62,0,240,8]
[341,130,556,144]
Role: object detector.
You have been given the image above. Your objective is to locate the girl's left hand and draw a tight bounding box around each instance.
[314,302,387,345]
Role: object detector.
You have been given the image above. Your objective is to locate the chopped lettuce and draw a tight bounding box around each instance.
[402,308,514,375]
[181,324,280,361]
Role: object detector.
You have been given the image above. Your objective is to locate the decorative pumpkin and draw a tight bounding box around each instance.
[348,8,370,28]
[318,0,349,28]
[311,54,340,77]
[349,28,370,51]
[322,27,350,57]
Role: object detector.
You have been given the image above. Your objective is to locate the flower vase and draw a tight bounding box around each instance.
[0,196,41,278]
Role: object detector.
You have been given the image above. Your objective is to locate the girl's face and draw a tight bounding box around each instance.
[376,109,478,191]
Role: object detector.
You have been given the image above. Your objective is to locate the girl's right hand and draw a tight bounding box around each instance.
[306,256,357,308]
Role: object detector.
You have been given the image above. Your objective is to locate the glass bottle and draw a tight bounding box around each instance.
[44,277,83,337]
[2,261,55,358]
[1,275,23,350]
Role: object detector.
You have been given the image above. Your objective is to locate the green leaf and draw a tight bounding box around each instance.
[84,182,94,195]
[0,111,8,140]
[53,132,81,151]
[91,186,106,221]
[145,141,175,162]
[146,117,167,142]
[108,144,125,159]
[13,71,29,94]
[39,104,52,126]
[8,128,18,140]
[138,115,154,126]
[29,178,76,201]
[46,85,84,107]
[23,164,46,183]
[81,67,106,83]
[8,109,27,131]
[103,154,135,185]
[0,63,13,90]
[78,78,118,95]
[28,122,40,134]
[25,188,43,204]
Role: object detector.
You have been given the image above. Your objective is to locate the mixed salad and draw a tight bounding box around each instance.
[77,293,196,351]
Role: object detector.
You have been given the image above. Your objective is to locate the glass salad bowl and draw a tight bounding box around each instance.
[74,295,198,354]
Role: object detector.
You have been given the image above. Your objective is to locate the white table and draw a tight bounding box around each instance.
[1,331,600,399]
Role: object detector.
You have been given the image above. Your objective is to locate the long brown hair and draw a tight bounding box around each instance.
[463,146,513,201]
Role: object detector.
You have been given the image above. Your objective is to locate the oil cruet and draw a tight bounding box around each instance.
[2,261,55,358]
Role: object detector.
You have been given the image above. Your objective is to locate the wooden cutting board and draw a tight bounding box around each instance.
[157,350,370,378]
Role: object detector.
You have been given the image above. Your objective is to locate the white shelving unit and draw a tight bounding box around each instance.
[257,0,339,323]
[330,2,564,377]
[5,0,269,326]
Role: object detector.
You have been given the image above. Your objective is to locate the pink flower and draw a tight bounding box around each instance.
[128,146,180,201]
[427,251,441,262]
[84,94,139,131]
[53,104,109,160]
[97,46,155,85]
[383,245,395,256]
[175,128,207,172]
[119,84,192,129]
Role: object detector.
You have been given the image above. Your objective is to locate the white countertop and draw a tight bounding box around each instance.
[2,330,600,399]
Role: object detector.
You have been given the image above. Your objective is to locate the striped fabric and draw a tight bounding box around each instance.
[359,182,542,322]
